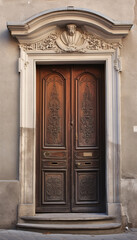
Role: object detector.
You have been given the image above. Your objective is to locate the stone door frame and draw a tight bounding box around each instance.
[7,7,132,219]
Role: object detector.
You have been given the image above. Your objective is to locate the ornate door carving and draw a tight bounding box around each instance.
[71,65,105,212]
[36,65,105,212]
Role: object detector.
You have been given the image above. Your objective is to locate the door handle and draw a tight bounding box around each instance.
[70,120,73,127]
[43,151,49,157]
[76,162,81,167]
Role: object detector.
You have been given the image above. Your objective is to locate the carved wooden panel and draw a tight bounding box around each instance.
[43,72,65,147]
[36,65,70,212]
[36,64,105,213]
[76,171,99,203]
[42,160,67,169]
[42,171,66,204]
[75,160,99,169]
[76,72,97,147]
[42,150,67,159]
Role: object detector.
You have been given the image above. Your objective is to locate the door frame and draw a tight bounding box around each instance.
[17,51,121,219]
[7,7,131,220]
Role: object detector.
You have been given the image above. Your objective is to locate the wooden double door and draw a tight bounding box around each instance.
[36,64,105,213]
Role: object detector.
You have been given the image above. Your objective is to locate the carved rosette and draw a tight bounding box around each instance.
[20,24,122,53]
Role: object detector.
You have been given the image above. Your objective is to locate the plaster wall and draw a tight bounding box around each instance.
[0,181,19,228]
[0,0,137,228]
[120,0,137,228]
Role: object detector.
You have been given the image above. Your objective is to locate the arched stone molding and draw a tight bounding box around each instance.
[7,8,132,219]
[8,7,132,40]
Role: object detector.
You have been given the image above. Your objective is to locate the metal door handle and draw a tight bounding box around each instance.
[70,120,73,127]
[43,151,49,157]
[76,162,81,166]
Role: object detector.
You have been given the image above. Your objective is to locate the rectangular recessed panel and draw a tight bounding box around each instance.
[42,171,66,204]
[75,150,99,159]
[75,170,99,204]
[42,160,67,169]
[75,160,99,169]
[42,151,67,159]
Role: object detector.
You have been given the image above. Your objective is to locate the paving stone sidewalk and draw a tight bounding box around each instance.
[0,229,137,240]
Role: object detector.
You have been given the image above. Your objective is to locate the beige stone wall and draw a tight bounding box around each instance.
[121,0,137,228]
[0,0,137,228]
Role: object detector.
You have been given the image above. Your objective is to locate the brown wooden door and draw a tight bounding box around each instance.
[36,64,105,213]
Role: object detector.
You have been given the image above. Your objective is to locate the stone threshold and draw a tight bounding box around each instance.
[21,213,114,221]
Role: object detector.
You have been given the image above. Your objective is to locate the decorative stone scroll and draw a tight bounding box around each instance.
[20,24,122,53]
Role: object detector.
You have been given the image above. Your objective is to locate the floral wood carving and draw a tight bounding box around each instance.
[45,175,63,201]
[20,24,122,53]
[80,83,95,145]
[47,82,61,144]
[79,173,97,201]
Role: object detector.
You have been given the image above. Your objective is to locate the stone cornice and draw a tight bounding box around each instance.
[7,7,132,42]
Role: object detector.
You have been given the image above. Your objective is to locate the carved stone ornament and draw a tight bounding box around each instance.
[20,24,122,53]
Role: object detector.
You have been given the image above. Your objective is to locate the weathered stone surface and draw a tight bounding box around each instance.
[0,181,19,228]
[0,230,137,240]
[121,179,137,228]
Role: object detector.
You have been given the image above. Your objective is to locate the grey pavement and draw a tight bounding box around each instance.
[0,229,137,240]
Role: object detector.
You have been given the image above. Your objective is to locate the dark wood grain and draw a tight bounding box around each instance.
[36,64,105,213]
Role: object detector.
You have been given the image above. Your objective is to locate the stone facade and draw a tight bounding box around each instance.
[0,0,137,228]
